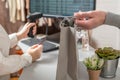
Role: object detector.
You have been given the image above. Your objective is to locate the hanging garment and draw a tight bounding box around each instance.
[20,0,25,22]
[25,0,30,15]
[5,0,26,23]
[16,0,21,20]
[8,0,17,23]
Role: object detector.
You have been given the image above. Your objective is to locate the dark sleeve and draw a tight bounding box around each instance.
[104,12,120,29]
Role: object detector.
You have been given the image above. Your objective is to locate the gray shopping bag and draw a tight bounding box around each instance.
[56,26,79,80]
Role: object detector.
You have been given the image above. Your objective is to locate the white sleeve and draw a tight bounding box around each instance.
[0,51,32,76]
[9,33,18,48]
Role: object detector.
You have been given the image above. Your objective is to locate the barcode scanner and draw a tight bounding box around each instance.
[27,12,67,38]
[27,12,43,38]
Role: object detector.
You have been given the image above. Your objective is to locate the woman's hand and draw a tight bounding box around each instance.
[16,23,36,41]
[27,44,43,62]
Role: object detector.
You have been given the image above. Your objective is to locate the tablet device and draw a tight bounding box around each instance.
[21,38,59,52]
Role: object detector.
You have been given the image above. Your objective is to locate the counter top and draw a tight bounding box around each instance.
[18,39,120,80]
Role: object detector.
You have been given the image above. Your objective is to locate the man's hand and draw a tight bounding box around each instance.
[74,11,107,29]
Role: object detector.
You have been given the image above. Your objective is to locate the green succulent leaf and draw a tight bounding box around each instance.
[95,47,120,60]
[83,54,104,70]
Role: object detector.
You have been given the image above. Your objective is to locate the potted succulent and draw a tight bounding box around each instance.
[95,47,120,78]
[83,54,104,80]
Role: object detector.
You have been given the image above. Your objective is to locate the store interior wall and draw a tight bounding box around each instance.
[0,1,23,34]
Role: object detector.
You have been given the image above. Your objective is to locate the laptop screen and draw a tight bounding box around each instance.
[30,0,96,16]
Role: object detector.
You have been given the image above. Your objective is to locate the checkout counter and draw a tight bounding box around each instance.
[18,34,120,80]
